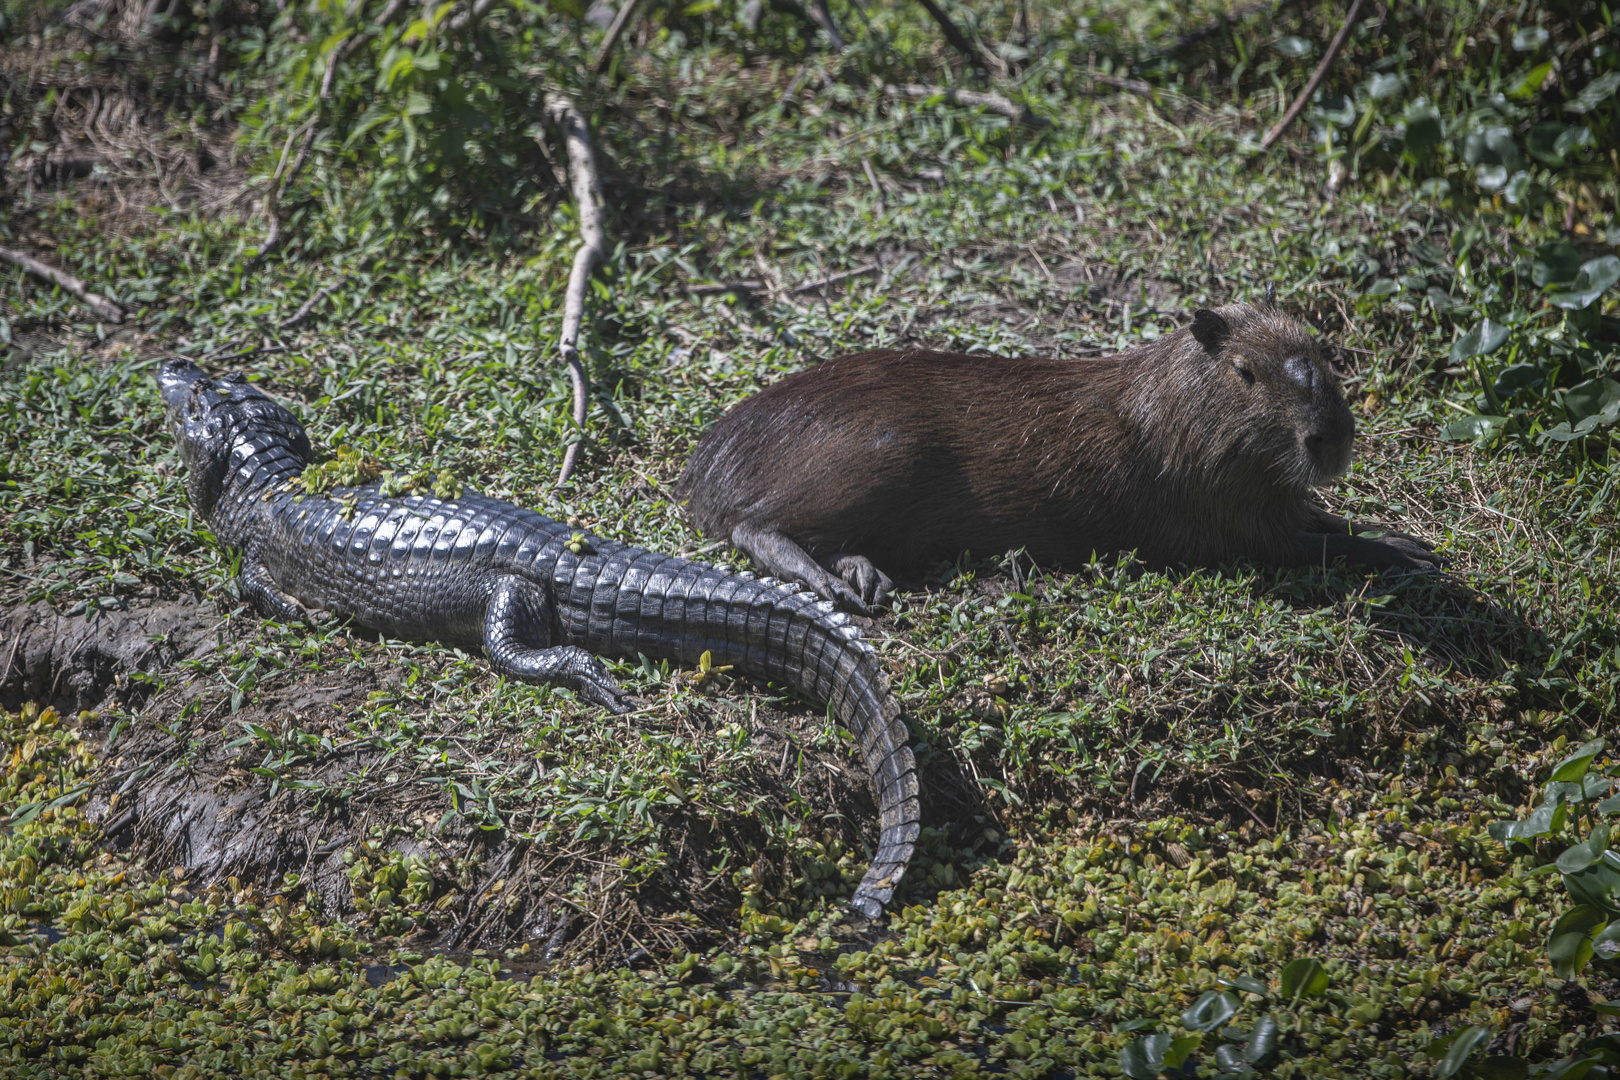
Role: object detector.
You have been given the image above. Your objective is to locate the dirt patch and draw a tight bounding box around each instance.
[1,598,225,713]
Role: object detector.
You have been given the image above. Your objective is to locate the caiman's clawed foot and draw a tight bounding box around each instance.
[828,553,894,611]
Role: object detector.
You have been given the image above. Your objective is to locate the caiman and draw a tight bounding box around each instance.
[157,358,919,918]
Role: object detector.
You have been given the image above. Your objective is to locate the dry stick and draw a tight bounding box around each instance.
[590,0,645,74]
[0,245,125,323]
[911,0,1004,78]
[542,92,606,490]
[1260,0,1366,150]
[884,83,1048,128]
[279,280,342,330]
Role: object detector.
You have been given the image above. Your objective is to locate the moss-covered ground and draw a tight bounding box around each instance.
[4,0,1620,1074]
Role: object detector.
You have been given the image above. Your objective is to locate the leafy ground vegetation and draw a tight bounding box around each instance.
[3,0,1620,1075]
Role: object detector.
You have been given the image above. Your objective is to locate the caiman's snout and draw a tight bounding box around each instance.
[157,357,208,408]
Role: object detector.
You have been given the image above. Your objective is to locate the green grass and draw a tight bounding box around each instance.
[4,0,1620,1074]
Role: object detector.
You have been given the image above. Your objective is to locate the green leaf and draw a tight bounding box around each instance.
[1218,974,1269,996]
[1512,26,1550,50]
[1552,739,1608,782]
[1536,1056,1603,1080]
[1597,794,1620,816]
[1508,62,1554,98]
[1402,101,1443,156]
[1279,958,1328,1001]
[1593,1000,1620,1017]
[1364,278,1399,298]
[1490,800,1561,842]
[1565,860,1620,917]
[1443,414,1506,443]
[1593,919,1620,961]
[1527,122,1574,165]
[1555,126,1593,158]
[1548,905,1607,978]
[1546,256,1620,310]
[1562,379,1620,426]
[1246,1013,1279,1063]
[1449,318,1510,364]
[682,0,719,12]
[1533,240,1583,286]
[1274,36,1313,57]
[1566,71,1620,114]
[1182,990,1240,1033]
[1558,823,1612,874]
[1120,1034,1167,1080]
[1364,72,1404,99]
[1164,1035,1202,1071]
[1433,1025,1496,1078]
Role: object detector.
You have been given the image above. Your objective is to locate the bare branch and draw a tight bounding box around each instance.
[541,92,606,490]
[911,0,1005,78]
[279,280,343,330]
[1261,0,1366,150]
[591,0,645,74]
[0,245,125,323]
[884,83,1048,128]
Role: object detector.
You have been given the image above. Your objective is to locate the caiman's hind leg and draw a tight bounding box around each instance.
[484,575,633,713]
[730,522,891,614]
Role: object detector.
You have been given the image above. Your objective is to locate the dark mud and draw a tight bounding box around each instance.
[3,594,984,959]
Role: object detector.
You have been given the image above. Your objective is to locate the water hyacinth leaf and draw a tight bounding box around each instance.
[1444,413,1507,443]
[1549,905,1607,977]
[1120,1033,1168,1079]
[1512,25,1550,50]
[1402,101,1443,155]
[1536,1057,1604,1080]
[1116,1018,1161,1033]
[1593,1001,1620,1017]
[1598,794,1620,815]
[1364,72,1404,99]
[1551,739,1607,783]
[1547,257,1620,310]
[1214,1044,1251,1074]
[1475,164,1509,192]
[1274,35,1313,57]
[1488,800,1560,842]
[1594,920,1620,961]
[1182,990,1240,1032]
[1562,379,1620,426]
[1279,958,1328,1001]
[1494,363,1545,399]
[1556,126,1593,158]
[1218,974,1269,996]
[1558,823,1612,875]
[1565,859,1620,916]
[1433,1024,1498,1078]
[1566,71,1620,113]
[1314,93,1356,126]
[1533,240,1583,286]
[1246,1014,1279,1063]
[1503,171,1531,204]
[1449,318,1510,364]
[1527,122,1574,165]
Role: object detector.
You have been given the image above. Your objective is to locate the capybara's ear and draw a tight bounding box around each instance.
[1191,308,1231,354]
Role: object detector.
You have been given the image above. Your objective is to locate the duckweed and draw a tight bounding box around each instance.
[2,702,1611,1077]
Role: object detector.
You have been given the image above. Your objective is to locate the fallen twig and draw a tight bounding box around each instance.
[911,0,1004,77]
[279,280,343,330]
[0,245,125,323]
[541,92,606,489]
[590,0,645,74]
[884,82,1048,128]
[685,263,881,298]
[1260,0,1366,150]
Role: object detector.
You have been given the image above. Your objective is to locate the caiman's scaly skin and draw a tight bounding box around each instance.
[157,358,919,918]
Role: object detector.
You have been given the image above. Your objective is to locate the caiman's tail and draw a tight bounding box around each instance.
[620,561,919,918]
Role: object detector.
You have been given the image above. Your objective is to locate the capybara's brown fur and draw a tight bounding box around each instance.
[677,302,1437,609]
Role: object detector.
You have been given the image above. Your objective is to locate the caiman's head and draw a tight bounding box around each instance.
[157,358,312,519]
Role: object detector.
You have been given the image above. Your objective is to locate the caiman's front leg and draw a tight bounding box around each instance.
[240,553,309,623]
[484,575,634,713]
[730,521,893,614]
